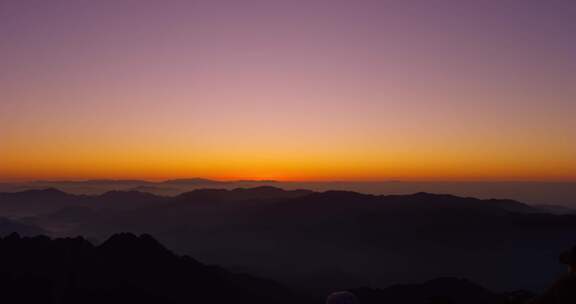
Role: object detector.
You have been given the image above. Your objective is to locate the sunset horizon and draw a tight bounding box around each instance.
[2,175,576,184]
[1,1,576,302]
[2,1,575,184]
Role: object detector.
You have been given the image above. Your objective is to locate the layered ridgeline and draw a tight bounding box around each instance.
[1,179,575,206]
[1,187,575,293]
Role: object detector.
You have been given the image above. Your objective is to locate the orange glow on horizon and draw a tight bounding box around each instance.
[1,1,575,184]
[2,145,575,183]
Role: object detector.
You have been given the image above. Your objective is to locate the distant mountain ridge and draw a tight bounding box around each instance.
[2,179,574,207]
[0,186,539,216]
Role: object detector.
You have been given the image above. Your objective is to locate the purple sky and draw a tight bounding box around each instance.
[1,0,575,181]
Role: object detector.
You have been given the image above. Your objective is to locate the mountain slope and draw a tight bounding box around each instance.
[0,233,301,304]
[1,187,572,293]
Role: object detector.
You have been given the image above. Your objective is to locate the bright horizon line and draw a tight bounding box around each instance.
[2,177,575,184]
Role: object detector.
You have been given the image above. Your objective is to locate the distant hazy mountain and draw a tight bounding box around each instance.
[1,179,574,206]
[0,188,81,216]
[162,178,229,185]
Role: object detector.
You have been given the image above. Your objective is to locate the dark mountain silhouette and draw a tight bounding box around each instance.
[1,187,575,293]
[0,232,541,304]
[0,233,303,304]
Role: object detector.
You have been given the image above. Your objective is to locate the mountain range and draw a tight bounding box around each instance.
[1,186,575,294]
[1,179,574,206]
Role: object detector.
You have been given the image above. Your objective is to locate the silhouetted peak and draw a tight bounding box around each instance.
[405,192,462,200]
[4,232,21,241]
[313,190,374,201]
[162,178,222,185]
[400,192,462,203]
[22,187,69,197]
[99,233,173,258]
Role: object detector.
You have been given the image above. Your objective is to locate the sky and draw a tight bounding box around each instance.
[0,0,575,182]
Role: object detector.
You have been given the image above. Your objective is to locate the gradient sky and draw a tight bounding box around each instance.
[1,0,575,182]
